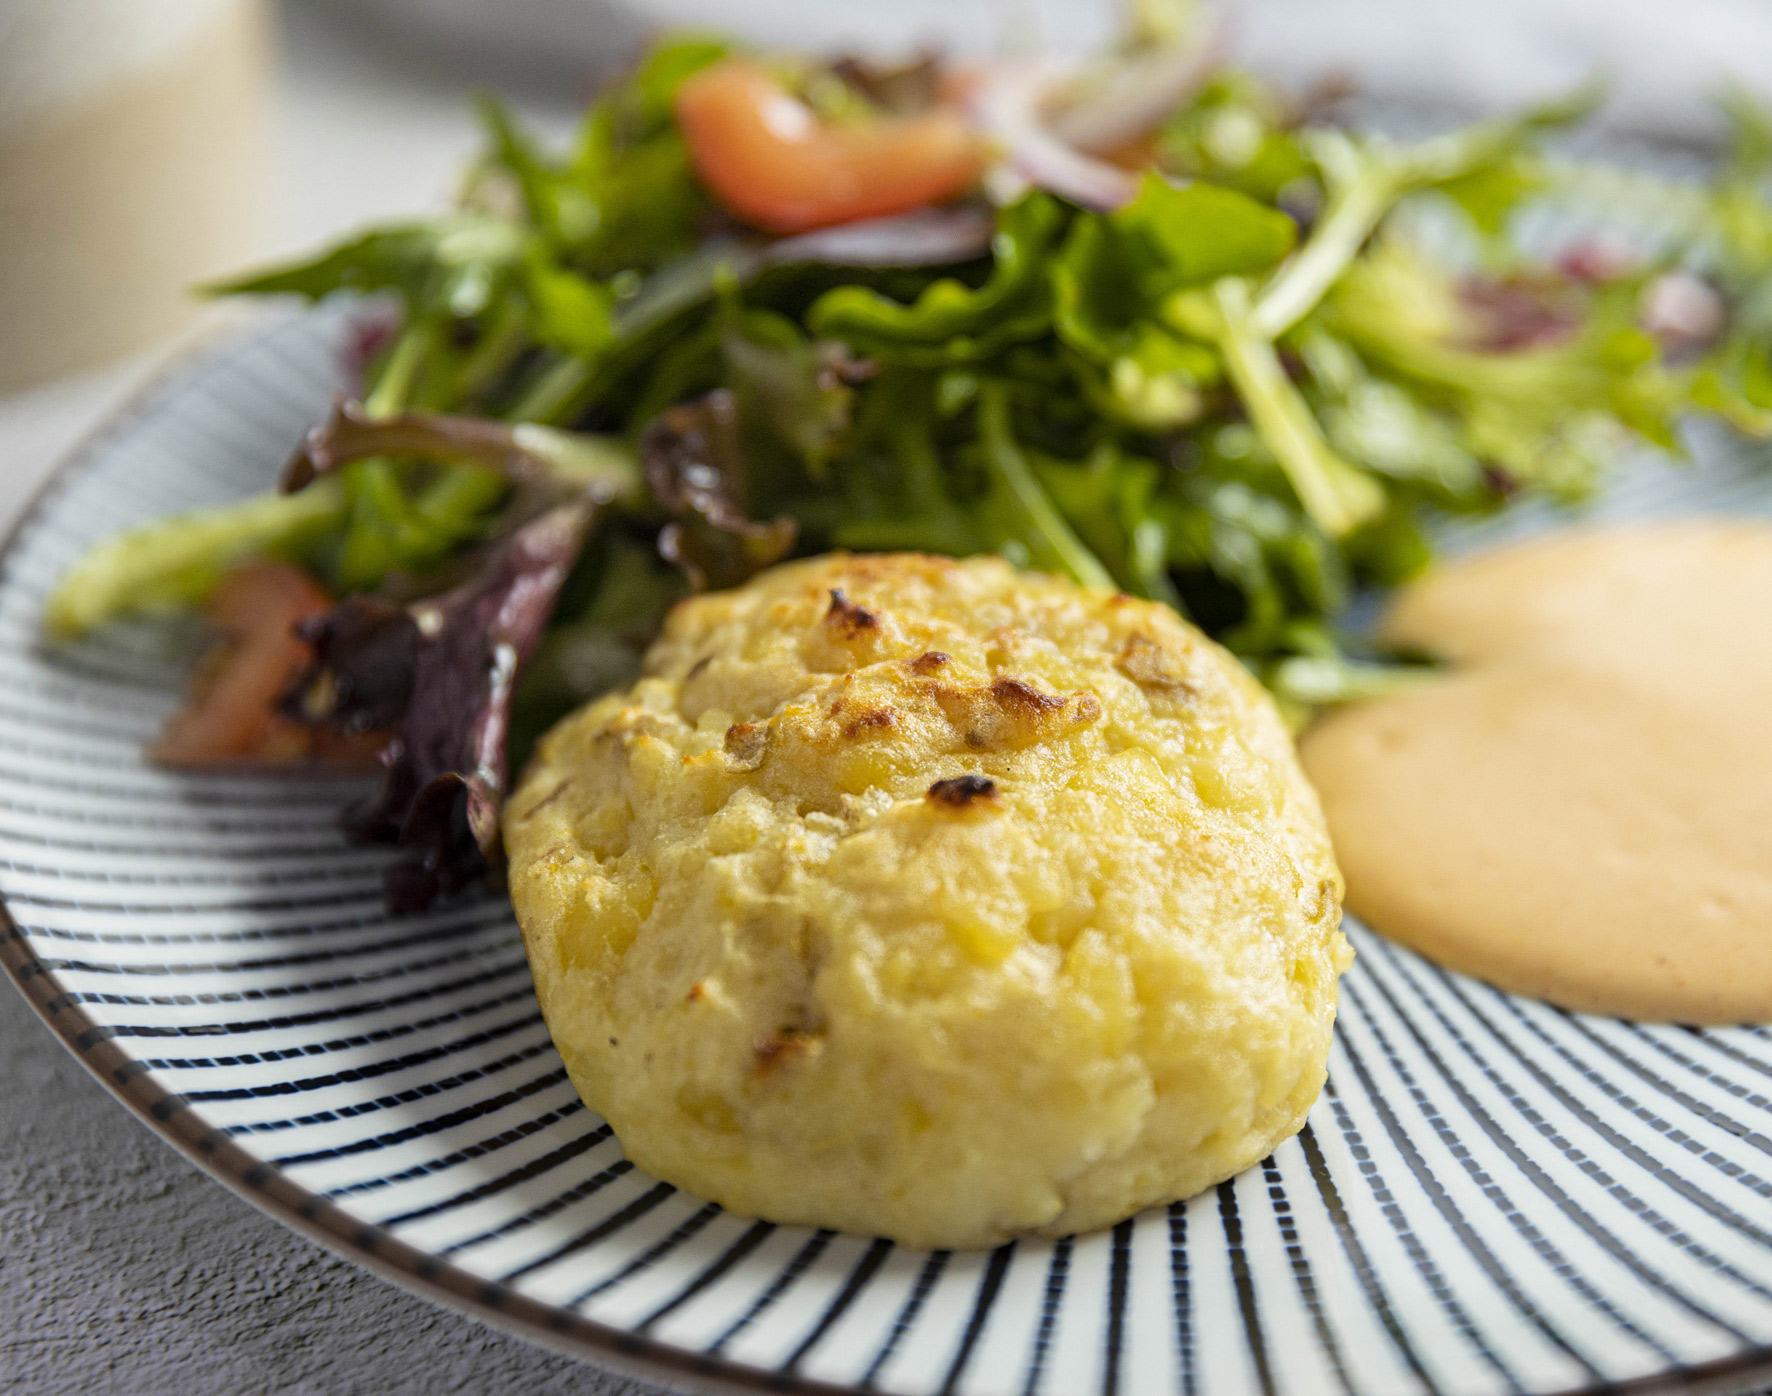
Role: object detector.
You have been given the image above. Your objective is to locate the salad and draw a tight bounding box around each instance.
[43,4,1772,910]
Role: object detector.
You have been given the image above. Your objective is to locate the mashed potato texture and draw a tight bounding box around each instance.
[505,553,1347,1248]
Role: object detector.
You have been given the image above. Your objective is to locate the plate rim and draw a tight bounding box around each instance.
[4,313,1772,1396]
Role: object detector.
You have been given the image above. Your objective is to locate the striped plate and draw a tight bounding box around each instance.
[5,302,1772,1396]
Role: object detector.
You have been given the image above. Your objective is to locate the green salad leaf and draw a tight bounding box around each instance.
[1115,175,1298,290]
[47,34,1772,772]
[44,482,348,639]
[211,216,527,320]
[805,193,1066,365]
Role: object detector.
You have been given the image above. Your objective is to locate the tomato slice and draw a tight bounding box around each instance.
[152,561,384,770]
[675,59,985,233]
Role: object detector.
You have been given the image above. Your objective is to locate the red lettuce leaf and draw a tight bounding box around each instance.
[640,389,797,590]
[282,398,638,502]
[285,500,598,911]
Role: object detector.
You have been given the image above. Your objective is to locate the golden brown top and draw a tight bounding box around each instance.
[506,553,1345,1246]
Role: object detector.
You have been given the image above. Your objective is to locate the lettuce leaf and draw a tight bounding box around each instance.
[210,217,527,320]
[805,193,1068,365]
[290,500,604,911]
[1113,175,1298,290]
[43,482,348,639]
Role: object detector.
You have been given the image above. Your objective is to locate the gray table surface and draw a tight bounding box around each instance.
[0,985,663,1395]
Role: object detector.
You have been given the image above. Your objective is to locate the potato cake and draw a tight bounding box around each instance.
[505,553,1347,1248]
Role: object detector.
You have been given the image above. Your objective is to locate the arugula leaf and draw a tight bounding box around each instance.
[1155,71,1315,203]
[823,370,985,556]
[1093,325,1218,429]
[1040,179,1292,367]
[1170,278,1385,535]
[972,384,1114,588]
[479,95,601,249]
[1326,239,1686,496]
[1434,156,1547,236]
[329,460,510,592]
[1051,212,1146,361]
[1050,202,1230,428]
[562,38,725,274]
[523,255,615,358]
[474,40,722,289]
[1029,441,1180,604]
[1113,175,1297,290]
[1297,327,1484,498]
[719,305,863,476]
[805,193,1068,365]
[1157,456,1347,661]
[211,217,527,319]
[1254,87,1595,340]
[618,33,731,131]
[1690,337,1772,436]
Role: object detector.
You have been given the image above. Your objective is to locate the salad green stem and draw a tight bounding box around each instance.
[1253,95,1595,340]
[35,324,451,633]
[339,318,465,590]
[1253,136,1404,339]
[1268,653,1437,705]
[412,465,510,530]
[364,319,429,416]
[1129,516,1184,610]
[453,306,533,406]
[510,357,594,424]
[43,480,347,639]
[1209,277,1386,537]
[977,384,1116,589]
[892,415,982,553]
[40,282,439,636]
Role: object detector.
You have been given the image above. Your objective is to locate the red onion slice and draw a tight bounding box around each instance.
[766,204,997,266]
[968,61,1140,212]
[1046,26,1229,155]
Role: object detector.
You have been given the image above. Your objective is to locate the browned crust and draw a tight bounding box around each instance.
[925,774,1001,809]
[1116,633,1194,692]
[753,1029,820,1076]
[824,587,881,638]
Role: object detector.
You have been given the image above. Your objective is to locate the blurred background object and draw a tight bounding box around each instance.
[6,0,1771,403]
[335,0,1772,142]
[1229,0,1772,145]
[323,0,1112,90]
[0,0,271,392]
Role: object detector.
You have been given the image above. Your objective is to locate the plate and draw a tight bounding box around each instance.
[5,302,1772,1396]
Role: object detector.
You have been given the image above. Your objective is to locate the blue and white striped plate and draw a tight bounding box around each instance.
[5,301,1772,1396]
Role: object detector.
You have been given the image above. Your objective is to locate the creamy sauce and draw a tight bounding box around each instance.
[1301,521,1772,1023]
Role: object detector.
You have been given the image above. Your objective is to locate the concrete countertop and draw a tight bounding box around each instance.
[0,981,658,1394]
